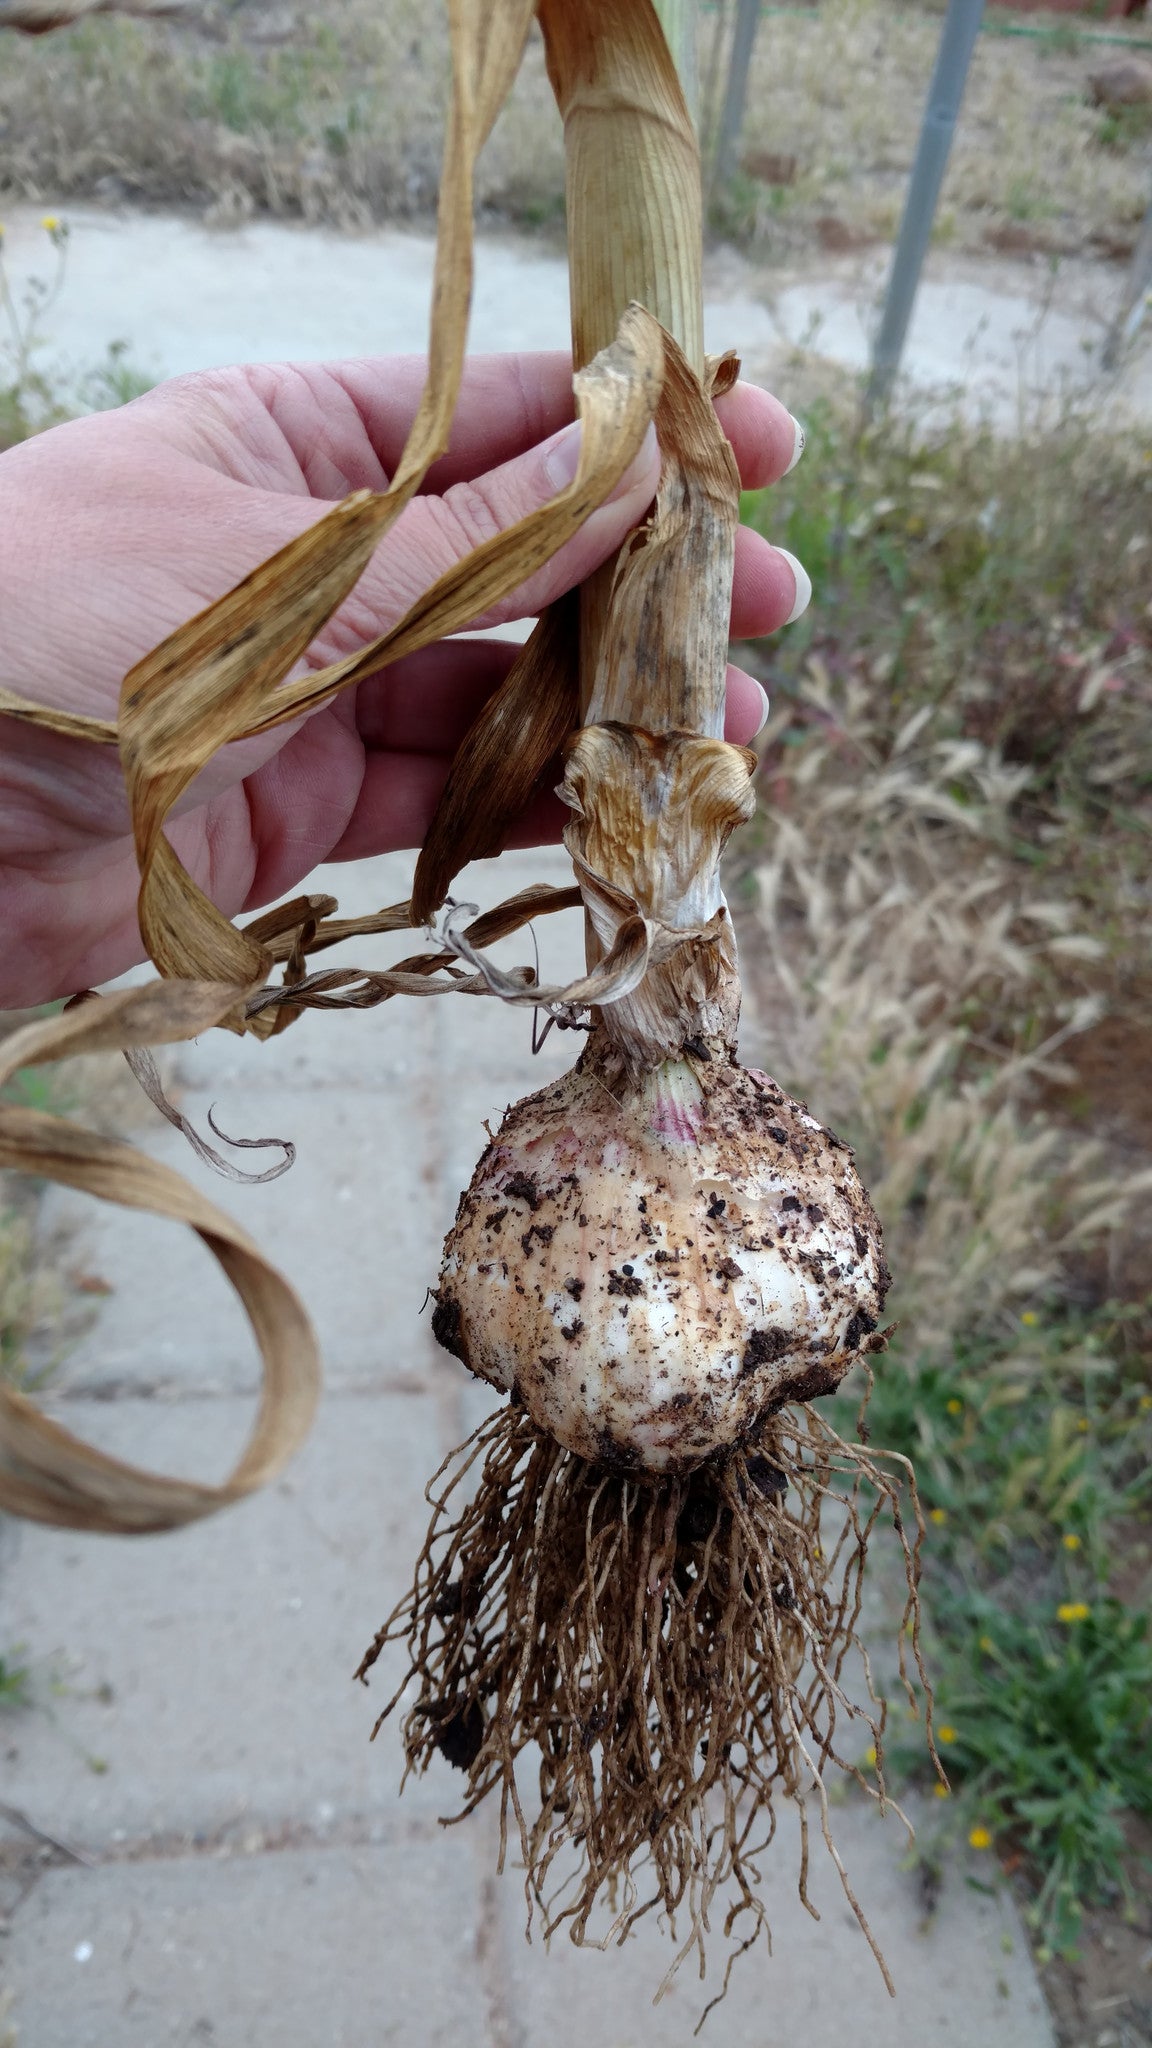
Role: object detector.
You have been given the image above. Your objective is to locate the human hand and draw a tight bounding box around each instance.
[0,352,807,1008]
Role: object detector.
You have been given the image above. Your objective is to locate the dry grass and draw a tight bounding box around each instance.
[0,0,564,228]
[731,389,1152,1973]
[739,681,1149,1355]
[713,0,1151,260]
[0,0,1148,257]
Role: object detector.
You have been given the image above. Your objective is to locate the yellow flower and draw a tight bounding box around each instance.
[1076,1418,1090,1434]
[1062,1532,1081,1552]
[946,1398,963,1415]
[979,1635,994,1653]
[1021,1311,1038,1326]
[41,213,61,231]
[938,1725,957,1744]
[930,1507,948,1525]
[969,1825,993,1851]
[1139,1394,1152,1412]
[864,1745,877,1768]
[1057,1602,1090,1624]
[933,1782,950,1799]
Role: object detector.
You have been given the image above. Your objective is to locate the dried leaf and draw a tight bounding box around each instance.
[0,688,115,743]
[539,0,702,710]
[110,303,659,999]
[411,596,579,923]
[586,333,740,737]
[0,985,320,1532]
[0,0,190,29]
[123,1047,296,1183]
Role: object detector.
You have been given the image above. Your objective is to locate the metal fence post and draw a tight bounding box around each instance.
[713,0,763,191]
[865,0,986,415]
[1102,168,1152,372]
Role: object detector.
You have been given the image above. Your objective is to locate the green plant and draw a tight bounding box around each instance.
[0,213,72,447]
[857,1312,1152,1554]
[80,337,153,411]
[0,219,150,445]
[1096,101,1152,152]
[0,1649,30,1710]
[841,1306,1152,1956]
[919,1598,1152,1957]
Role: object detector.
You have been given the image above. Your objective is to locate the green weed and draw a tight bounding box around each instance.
[80,337,153,411]
[0,213,71,446]
[840,1308,1152,1955]
[0,219,152,448]
[740,393,1152,915]
[1096,101,1152,152]
[0,1650,30,1710]
[885,1585,1152,1957]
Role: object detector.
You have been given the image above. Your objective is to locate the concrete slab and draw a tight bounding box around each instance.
[2,1838,487,2048]
[46,1088,445,1393]
[0,1390,475,1841]
[3,203,1148,427]
[164,846,581,1100]
[52,843,585,1395]
[496,1795,1055,2048]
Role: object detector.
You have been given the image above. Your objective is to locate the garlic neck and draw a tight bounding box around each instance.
[561,723,756,1079]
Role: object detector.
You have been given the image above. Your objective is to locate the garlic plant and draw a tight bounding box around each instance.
[0,0,935,2008]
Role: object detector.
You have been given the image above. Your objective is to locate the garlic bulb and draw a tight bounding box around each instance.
[434,1050,888,1471]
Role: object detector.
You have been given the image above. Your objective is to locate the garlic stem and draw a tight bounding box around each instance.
[538,0,706,718]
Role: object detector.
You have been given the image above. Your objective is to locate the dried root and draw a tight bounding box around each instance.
[357,1392,937,2018]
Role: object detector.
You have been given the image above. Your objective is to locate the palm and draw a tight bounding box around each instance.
[0,353,802,1008]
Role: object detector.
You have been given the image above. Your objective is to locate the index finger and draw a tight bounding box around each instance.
[298,355,801,494]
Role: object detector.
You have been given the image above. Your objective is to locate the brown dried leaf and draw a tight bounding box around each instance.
[561,726,756,1070]
[411,596,579,923]
[0,688,116,743]
[0,0,191,29]
[0,985,320,1532]
[539,0,702,712]
[112,302,659,999]
[587,329,740,738]
[97,0,537,995]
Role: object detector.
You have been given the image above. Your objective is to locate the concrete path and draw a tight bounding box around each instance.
[3,201,1151,426]
[0,845,1055,2048]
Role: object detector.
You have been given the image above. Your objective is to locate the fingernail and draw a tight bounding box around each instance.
[753,682,771,737]
[543,421,583,493]
[783,412,806,475]
[776,546,812,625]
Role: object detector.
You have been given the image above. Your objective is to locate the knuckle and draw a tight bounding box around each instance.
[439,477,510,553]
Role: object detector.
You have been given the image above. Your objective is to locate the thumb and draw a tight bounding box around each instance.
[318,418,661,659]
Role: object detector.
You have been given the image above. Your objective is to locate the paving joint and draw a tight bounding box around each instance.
[0,1808,458,1877]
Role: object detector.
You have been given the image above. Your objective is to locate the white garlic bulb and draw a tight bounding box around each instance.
[434,1053,888,1472]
